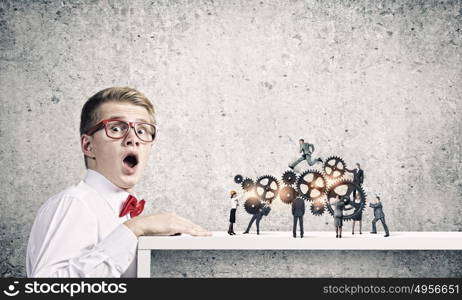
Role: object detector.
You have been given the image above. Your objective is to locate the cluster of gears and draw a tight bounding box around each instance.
[234,156,367,221]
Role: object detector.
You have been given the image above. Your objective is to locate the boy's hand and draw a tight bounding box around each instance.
[123,212,211,237]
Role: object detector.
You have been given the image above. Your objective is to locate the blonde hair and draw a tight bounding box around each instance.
[80,87,156,167]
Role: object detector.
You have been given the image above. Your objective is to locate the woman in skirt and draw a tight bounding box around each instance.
[351,195,363,235]
[228,190,239,235]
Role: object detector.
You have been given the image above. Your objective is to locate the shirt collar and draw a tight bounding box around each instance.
[83,169,131,216]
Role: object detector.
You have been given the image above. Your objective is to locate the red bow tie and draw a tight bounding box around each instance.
[119,195,145,218]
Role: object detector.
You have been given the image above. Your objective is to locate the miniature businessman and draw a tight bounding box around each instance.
[292,197,305,238]
[370,196,390,237]
[351,195,363,235]
[227,190,240,235]
[332,195,345,238]
[352,163,364,198]
[288,138,323,170]
[243,203,271,235]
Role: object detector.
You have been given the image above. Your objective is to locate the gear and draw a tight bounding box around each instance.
[324,179,366,221]
[323,156,347,180]
[244,196,262,215]
[241,178,255,191]
[279,186,297,204]
[282,170,297,185]
[295,169,327,201]
[310,199,325,216]
[234,174,244,184]
[255,175,280,203]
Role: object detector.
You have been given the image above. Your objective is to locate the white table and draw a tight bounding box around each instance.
[136,231,462,277]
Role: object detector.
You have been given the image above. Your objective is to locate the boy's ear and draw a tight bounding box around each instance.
[81,134,95,158]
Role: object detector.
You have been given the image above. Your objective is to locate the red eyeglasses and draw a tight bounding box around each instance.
[85,119,157,142]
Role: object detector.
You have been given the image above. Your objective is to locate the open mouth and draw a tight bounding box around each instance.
[123,153,139,169]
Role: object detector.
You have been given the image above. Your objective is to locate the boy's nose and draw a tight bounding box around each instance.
[124,127,140,146]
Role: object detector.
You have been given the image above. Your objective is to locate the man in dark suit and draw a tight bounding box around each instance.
[289,138,323,170]
[370,196,390,237]
[352,163,364,198]
[292,197,305,238]
[243,203,271,235]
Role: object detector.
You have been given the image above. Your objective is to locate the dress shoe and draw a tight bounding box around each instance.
[384,234,390,237]
[370,232,377,234]
[352,232,355,235]
[336,234,338,238]
[243,231,249,234]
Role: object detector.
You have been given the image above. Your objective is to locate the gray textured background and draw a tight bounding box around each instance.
[0,0,461,277]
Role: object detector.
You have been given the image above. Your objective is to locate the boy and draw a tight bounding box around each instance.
[26,87,210,277]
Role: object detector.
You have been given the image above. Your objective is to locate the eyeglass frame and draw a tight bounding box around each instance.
[84,119,157,142]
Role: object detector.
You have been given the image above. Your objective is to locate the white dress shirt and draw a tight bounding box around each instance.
[230,194,241,209]
[26,169,139,277]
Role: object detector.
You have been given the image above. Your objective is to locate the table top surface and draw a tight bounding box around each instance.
[138,231,462,250]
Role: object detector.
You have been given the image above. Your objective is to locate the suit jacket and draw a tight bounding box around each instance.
[292,197,305,216]
[262,205,271,216]
[353,168,364,184]
[332,199,345,218]
[369,202,385,219]
[256,204,270,218]
[299,143,314,156]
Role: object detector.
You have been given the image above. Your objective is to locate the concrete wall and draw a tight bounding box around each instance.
[0,0,461,277]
